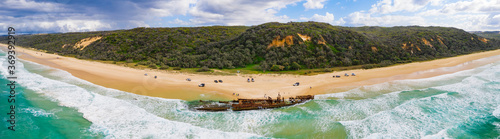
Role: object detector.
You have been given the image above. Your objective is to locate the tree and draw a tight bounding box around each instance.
[149,64,157,69]
[159,64,169,70]
[260,61,269,72]
[6,22,499,73]
[283,62,290,70]
[291,62,301,70]
[270,65,284,71]
[196,66,211,72]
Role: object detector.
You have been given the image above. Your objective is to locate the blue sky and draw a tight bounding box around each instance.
[0,0,499,33]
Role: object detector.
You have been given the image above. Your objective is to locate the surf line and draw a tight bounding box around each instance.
[6,27,16,131]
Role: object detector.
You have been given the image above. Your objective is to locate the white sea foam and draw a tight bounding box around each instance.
[315,64,485,100]
[493,106,500,119]
[15,58,305,137]
[21,107,57,118]
[339,91,472,138]
[3,49,500,138]
[421,128,452,139]
[166,107,286,136]
[332,62,500,138]
[0,56,260,138]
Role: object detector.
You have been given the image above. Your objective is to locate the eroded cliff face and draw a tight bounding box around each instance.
[479,37,488,43]
[297,33,311,42]
[268,33,325,49]
[422,38,433,48]
[402,42,421,54]
[268,35,294,49]
[62,36,102,50]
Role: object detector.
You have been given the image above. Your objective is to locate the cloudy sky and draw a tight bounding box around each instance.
[1,0,499,33]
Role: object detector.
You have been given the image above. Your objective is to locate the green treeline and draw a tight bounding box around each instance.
[2,22,499,71]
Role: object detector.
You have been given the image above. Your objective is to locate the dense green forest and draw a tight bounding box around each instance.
[2,22,499,71]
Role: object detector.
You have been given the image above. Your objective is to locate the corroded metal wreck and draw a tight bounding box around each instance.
[196,95,314,111]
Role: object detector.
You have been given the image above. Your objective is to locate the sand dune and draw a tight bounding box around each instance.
[3,43,500,101]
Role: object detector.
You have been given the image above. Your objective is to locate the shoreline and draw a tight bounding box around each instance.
[3,43,500,101]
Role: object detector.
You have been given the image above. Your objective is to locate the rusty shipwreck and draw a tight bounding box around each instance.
[196,95,314,111]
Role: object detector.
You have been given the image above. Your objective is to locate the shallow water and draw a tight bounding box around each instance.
[1,50,499,138]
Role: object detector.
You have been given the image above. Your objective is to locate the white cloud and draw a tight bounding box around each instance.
[149,0,197,17]
[2,0,500,32]
[347,11,425,26]
[344,0,500,31]
[170,18,190,26]
[1,17,114,33]
[418,0,500,30]
[337,17,346,25]
[310,12,335,23]
[301,12,345,25]
[438,0,500,14]
[0,0,68,12]
[55,20,113,32]
[1,0,306,32]
[369,0,439,14]
[303,0,328,10]
[187,0,302,26]
[0,0,199,33]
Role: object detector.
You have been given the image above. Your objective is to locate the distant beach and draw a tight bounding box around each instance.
[3,43,500,100]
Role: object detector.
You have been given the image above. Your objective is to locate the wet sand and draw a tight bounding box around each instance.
[3,43,500,100]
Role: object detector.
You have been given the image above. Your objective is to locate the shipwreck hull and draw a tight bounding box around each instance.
[196,95,314,111]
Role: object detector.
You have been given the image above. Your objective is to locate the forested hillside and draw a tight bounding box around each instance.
[3,22,499,71]
[472,31,500,40]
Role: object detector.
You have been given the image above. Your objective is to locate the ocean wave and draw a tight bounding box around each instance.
[3,50,499,138]
[21,108,57,118]
[14,57,303,137]
[0,56,261,138]
[421,128,452,139]
[493,106,500,119]
[336,63,500,138]
[315,66,484,100]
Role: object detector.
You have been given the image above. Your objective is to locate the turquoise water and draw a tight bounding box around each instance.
[1,49,499,138]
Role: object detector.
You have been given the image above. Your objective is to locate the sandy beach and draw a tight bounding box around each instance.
[3,43,500,100]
